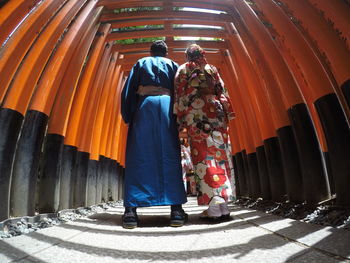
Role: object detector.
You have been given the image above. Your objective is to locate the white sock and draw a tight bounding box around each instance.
[219,202,230,215]
[207,204,222,217]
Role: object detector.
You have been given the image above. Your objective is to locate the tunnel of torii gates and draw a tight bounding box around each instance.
[0,0,349,222]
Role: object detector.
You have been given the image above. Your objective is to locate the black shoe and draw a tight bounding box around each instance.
[170,209,188,227]
[220,213,232,221]
[122,211,138,229]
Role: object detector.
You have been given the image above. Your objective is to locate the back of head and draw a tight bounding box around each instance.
[150,40,168,57]
[186,44,205,62]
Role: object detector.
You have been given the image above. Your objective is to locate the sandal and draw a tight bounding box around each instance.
[199,210,221,222]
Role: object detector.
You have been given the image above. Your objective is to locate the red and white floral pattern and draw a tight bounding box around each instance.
[174,62,236,205]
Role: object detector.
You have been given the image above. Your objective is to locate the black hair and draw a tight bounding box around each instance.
[150,40,168,57]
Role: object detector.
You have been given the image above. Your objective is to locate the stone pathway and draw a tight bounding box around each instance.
[1,197,350,263]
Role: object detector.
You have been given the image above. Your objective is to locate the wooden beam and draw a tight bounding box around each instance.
[112,40,228,53]
[106,28,226,41]
[100,10,233,23]
[98,0,233,12]
[107,18,226,29]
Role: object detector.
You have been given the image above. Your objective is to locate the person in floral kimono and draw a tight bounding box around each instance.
[174,44,236,221]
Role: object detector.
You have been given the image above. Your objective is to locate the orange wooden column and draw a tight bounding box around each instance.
[108,70,125,200]
[65,23,111,148]
[281,0,350,98]
[220,61,252,156]
[110,73,126,164]
[223,50,264,198]
[232,0,330,204]
[48,26,101,137]
[62,20,109,207]
[101,64,122,158]
[225,24,286,203]
[90,52,119,161]
[97,60,122,202]
[3,0,87,116]
[0,0,67,103]
[308,0,350,50]
[9,1,102,217]
[225,27,276,142]
[227,10,304,202]
[220,60,253,198]
[278,0,350,205]
[87,48,117,205]
[217,64,241,155]
[226,22,288,201]
[0,0,40,46]
[78,41,113,206]
[44,20,100,212]
[253,0,337,199]
[29,3,102,117]
[78,42,113,154]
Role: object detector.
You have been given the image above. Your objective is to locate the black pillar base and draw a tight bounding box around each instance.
[59,145,78,210]
[0,108,24,221]
[315,93,350,205]
[256,145,271,200]
[10,110,48,217]
[277,126,304,203]
[73,151,89,208]
[232,155,241,198]
[38,134,64,213]
[234,151,249,197]
[86,159,98,207]
[247,152,261,199]
[341,79,350,107]
[263,137,286,202]
[288,103,330,204]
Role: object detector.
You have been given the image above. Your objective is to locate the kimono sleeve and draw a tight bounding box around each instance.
[173,66,188,130]
[121,62,140,124]
[215,69,236,121]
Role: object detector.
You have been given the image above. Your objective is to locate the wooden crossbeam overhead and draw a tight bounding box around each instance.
[98,0,233,12]
[106,28,226,42]
[100,10,233,23]
[112,40,228,53]
[107,18,226,29]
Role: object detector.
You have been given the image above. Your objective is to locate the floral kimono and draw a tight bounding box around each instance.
[174,61,236,205]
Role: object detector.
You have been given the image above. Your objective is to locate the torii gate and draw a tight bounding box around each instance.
[0,0,349,222]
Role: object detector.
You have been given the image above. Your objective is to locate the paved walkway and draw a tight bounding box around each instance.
[1,197,350,263]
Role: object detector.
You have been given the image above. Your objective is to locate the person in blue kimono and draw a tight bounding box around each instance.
[121,40,187,229]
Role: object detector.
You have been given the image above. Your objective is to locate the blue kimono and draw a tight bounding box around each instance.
[121,56,187,207]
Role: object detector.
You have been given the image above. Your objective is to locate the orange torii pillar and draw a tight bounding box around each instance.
[278,0,350,206]
[61,23,111,210]
[231,0,331,204]
[0,0,101,220]
[89,51,119,205]
[0,0,70,221]
[100,64,123,203]
[220,56,261,200]
[9,1,102,218]
[225,19,299,202]
[80,41,113,207]
[226,18,302,203]
[108,70,126,202]
[256,0,350,205]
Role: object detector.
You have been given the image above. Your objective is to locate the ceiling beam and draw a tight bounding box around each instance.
[112,40,228,53]
[106,28,226,41]
[100,10,233,23]
[98,0,233,12]
[107,18,227,29]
